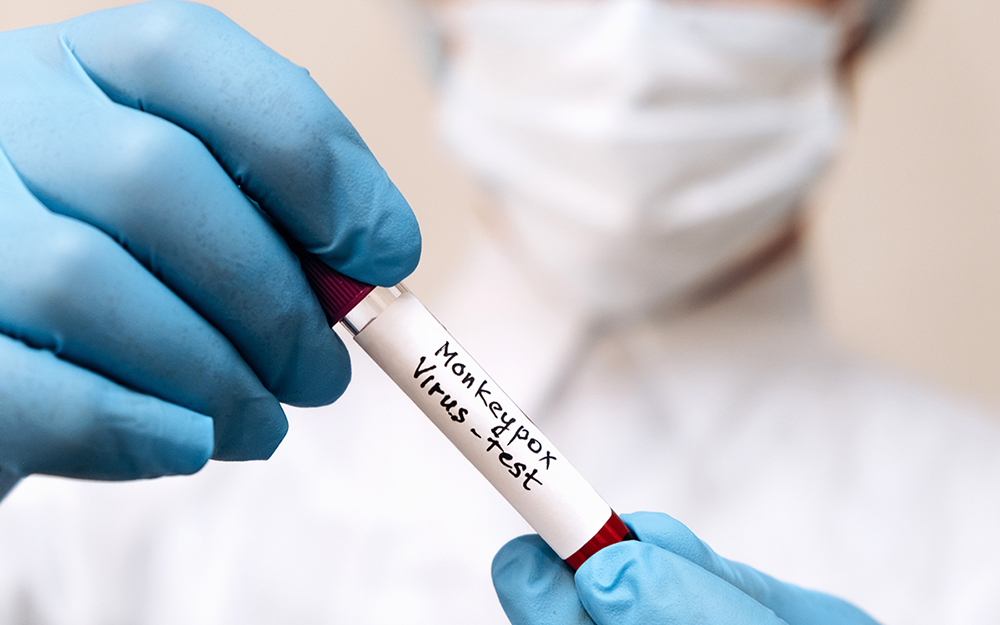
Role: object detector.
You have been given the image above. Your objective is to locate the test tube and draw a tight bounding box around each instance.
[298,251,635,570]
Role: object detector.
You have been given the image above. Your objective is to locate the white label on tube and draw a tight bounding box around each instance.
[354,292,611,559]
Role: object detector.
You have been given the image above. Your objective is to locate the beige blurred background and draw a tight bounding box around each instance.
[3,0,998,409]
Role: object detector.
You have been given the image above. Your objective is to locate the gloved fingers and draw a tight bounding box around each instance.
[576,541,788,625]
[619,512,725,576]
[0,47,350,407]
[492,535,596,625]
[61,0,420,286]
[0,333,213,480]
[0,157,286,461]
[0,467,21,503]
[620,512,879,624]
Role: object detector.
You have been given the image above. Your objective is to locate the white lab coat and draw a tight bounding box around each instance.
[1,231,998,625]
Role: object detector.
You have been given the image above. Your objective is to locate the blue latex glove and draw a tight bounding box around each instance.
[0,1,420,483]
[493,512,880,625]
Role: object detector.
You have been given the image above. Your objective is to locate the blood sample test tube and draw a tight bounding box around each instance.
[299,251,635,570]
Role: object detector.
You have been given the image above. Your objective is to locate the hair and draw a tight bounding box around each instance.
[853,0,911,48]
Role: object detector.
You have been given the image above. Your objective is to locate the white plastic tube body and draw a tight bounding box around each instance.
[343,287,616,561]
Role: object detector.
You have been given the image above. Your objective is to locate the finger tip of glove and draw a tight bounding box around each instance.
[100,400,216,479]
[210,395,288,461]
[91,404,214,480]
[493,535,584,624]
[617,511,717,571]
[492,534,564,596]
[492,534,545,569]
[372,184,421,284]
[323,181,422,287]
[163,411,215,475]
[241,411,288,461]
[383,206,422,285]
[352,149,422,285]
[270,337,351,408]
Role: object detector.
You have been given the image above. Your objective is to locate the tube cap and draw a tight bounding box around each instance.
[298,251,376,325]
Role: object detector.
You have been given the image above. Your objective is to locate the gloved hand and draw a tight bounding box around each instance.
[493,511,880,625]
[0,1,419,484]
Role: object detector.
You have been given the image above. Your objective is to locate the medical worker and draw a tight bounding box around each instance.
[427,1,1000,623]
[1,0,998,624]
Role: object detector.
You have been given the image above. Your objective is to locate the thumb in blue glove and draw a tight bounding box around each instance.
[492,511,880,625]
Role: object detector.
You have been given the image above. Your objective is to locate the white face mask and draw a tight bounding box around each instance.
[435,0,847,318]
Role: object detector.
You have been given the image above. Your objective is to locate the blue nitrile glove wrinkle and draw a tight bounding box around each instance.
[493,512,881,625]
[0,0,420,485]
